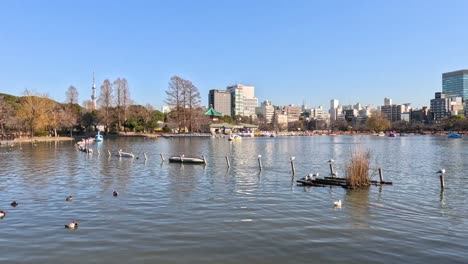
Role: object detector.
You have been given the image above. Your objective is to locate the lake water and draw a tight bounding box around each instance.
[0,135,467,263]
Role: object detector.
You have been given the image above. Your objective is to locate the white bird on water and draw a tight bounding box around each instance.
[436,169,446,174]
[334,200,342,208]
[65,221,78,229]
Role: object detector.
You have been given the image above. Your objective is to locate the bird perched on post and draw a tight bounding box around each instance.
[436,169,446,174]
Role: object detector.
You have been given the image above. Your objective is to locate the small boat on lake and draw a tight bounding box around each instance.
[228,135,242,141]
[169,155,206,164]
[447,132,462,138]
[377,132,385,137]
[118,149,135,158]
[95,131,103,142]
[388,131,397,137]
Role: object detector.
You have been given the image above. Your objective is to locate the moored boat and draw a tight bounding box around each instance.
[118,149,135,158]
[447,132,462,138]
[169,155,206,164]
[228,135,242,141]
[95,131,103,142]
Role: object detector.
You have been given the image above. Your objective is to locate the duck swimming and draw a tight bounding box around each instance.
[113,191,119,197]
[10,201,18,207]
[0,211,5,218]
[65,221,78,229]
[66,196,74,201]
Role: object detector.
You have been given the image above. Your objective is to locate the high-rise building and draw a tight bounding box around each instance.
[284,105,301,123]
[384,98,392,106]
[227,84,258,117]
[208,89,231,117]
[330,99,339,110]
[442,70,468,101]
[329,99,340,121]
[381,104,403,121]
[410,107,430,123]
[430,92,450,120]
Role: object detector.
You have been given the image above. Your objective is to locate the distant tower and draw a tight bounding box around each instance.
[91,72,97,109]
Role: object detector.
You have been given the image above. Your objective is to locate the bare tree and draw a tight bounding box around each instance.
[82,100,95,110]
[114,78,131,132]
[165,76,201,133]
[121,78,131,130]
[66,85,79,105]
[185,81,201,132]
[0,95,14,135]
[165,76,185,132]
[114,78,123,130]
[16,89,55,137]
[97,79,113,132]
[65,85,79,136]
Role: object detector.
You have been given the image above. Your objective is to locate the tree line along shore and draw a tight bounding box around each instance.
[2,75,468,141]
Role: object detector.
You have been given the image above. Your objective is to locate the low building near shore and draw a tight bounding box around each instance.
[209,123,258,134]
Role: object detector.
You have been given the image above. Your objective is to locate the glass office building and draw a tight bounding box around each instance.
[442,70,468,101]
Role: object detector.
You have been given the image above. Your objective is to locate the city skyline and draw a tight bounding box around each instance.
[1,1,468,109]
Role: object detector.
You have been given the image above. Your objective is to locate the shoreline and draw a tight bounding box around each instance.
[0,131,457,145]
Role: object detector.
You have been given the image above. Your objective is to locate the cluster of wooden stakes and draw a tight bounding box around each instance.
[291,159,393,189]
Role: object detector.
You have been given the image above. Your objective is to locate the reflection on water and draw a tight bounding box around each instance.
[0,136,468,263]
[345,188,370,230]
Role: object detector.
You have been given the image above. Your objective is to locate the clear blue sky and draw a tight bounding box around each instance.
[1,0,468,110]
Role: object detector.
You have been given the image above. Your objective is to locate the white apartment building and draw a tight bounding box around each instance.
[227,84,258,117]
[256,100,275,124]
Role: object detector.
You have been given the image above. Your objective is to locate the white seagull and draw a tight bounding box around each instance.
[436,169,446,174]
[334,200,342,208]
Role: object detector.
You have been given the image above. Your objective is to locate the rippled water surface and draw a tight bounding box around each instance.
[0,135,467,263]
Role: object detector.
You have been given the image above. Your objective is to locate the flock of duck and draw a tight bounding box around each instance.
[0,191,120,229]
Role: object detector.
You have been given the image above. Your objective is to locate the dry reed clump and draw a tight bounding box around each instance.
[345,149,371,188]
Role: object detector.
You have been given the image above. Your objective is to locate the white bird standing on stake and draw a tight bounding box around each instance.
[312,173,319,179]
[328,159,334,163]
[436,169,446,174]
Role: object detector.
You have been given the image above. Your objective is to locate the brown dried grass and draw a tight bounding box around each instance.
[345,148,371,188]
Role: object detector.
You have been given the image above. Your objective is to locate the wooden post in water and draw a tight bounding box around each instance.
[144,152,148,160]
[328,159,335,176]
[258,155,263,171]
[225,156,231,168]
[439,174,445,189]
[378,168,383,183]
[160,153,164,162]
[290,156,296,175]
[108,150,111,156]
